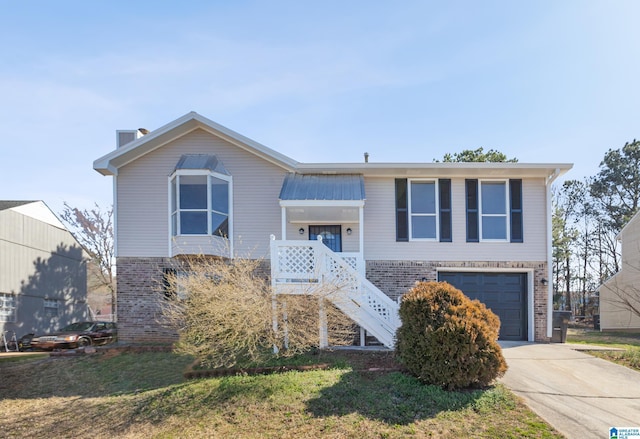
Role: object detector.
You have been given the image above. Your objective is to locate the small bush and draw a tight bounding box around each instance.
[395,281,507,390]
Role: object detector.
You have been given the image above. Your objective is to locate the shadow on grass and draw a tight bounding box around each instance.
[305,369,490,425]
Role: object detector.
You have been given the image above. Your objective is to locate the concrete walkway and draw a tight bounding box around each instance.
[499,342,640,439]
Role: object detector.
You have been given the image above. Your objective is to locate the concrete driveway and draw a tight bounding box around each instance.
[499,342,640,439]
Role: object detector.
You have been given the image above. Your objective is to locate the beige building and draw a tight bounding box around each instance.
[599,211,640,330]
[94,112,572,346]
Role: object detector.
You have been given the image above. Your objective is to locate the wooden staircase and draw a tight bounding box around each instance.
[270,236,400,348]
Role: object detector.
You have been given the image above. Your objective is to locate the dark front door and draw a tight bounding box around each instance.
[309,225,342,252]
[438,272,528,341]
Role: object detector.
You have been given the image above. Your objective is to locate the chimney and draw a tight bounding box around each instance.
[116,128,148,148]
[364,152,369,163]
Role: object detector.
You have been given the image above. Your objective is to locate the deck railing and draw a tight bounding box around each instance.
[270,236,399,348]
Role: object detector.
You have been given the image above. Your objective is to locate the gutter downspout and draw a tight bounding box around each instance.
[545,168,561,339]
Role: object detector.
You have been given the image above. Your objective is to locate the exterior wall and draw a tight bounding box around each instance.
[116,256,272,343]
[116,257,178,343]
[600,214,640,330]
[116,128,287,259]
[363,177,548,262]
[0,209,89,336]
[366,259,549,342]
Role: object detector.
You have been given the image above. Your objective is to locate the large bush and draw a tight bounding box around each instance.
[395,281,507,390]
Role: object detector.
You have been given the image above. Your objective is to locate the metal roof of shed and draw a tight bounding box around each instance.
[279,174,365,201]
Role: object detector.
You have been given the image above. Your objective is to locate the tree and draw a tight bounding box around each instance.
[60,203,116,317]
[436,147,518,163]
[590,140,640,233]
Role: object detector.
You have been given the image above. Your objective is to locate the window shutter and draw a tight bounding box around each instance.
[439,179,452,242]
[395,179,408,242]
[510,179,523,243]
[466,179,479,242]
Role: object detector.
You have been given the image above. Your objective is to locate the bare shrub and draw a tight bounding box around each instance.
[160,254,355,368]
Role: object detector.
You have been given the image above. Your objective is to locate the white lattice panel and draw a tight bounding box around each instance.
[278,246,315,275]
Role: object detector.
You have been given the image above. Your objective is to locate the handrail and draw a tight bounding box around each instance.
[270,236,399,347]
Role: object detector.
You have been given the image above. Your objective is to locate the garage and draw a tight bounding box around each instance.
[438,272,528,341]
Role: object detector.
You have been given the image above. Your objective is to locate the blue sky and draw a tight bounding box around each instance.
[1,1,639,215]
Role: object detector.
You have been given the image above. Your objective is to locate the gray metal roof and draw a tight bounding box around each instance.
[173,154,230,175]
[0,200,36,211]
[279,174,365,201]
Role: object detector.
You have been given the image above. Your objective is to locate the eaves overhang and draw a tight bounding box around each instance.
[93,111,299,176]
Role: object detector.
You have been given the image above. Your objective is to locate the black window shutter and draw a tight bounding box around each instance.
[395,179,408,242]
[439,179,452,242]
[510,179,523,243]
[466,179,479,242]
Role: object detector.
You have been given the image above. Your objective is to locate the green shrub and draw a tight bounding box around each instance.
[395,281,507,390]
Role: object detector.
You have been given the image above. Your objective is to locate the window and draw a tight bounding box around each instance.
[466,179,523,242]
[170,173,230,237]
[44,299,59,318]
[409,180,437,239]
[480,181,508,240]
[396,179,451,242]
[0,293,16,322]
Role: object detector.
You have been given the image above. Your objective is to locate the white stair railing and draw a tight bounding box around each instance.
[270,236,400,348]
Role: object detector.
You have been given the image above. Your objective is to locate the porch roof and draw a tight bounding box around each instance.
[279,174,365,201]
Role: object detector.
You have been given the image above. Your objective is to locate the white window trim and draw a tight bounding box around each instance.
[479,179,509,242]
[168,169,233,238]
[0,293,16,323]
[408,178,439,241]
[44,298,60,317]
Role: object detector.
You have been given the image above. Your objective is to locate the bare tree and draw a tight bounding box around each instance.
[60,203,115,317]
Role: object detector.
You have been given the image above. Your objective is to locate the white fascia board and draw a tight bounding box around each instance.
[295,162,573,178]
[279,200,365,208]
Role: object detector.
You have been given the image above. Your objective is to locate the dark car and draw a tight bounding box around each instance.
[30,321,117,350]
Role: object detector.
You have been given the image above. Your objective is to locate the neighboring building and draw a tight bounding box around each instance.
[599,211,640,330]
[0,201,89,339]
[93,112,571,346]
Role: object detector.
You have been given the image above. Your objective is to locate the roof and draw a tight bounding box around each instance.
[94,112,298,176]
[94,111,573,180]
[279,174,365,201]
[0,200,66,229]
[0,200,36,211]
[173,154,230,175]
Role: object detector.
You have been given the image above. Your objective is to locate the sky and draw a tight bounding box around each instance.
[1,1,639,216]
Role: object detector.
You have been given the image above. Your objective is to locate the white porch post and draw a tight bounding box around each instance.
[281,206,287,240]
[319,298,328,348]
[359,205,364,255]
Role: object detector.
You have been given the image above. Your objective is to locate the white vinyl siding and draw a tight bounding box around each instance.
[599,213,640,330]
[364,177,547,262]
[116,129,286,258]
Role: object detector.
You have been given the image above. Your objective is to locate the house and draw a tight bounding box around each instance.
[0,201,89,339]
[93,112,572,347]
[598,211,640,330]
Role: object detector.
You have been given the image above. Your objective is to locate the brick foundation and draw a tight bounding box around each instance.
[366,260,550,342]
[116,257,550,343]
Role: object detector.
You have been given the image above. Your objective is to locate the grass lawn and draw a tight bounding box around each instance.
[0,349,563,438]
[567,327,640,371]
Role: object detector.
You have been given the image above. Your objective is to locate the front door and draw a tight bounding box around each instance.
[309,225,342,252]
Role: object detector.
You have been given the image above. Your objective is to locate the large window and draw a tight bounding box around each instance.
[409,180,437,240]
[0,293,15,322]
[480,181,508,240]
[170,173,230,237]
[466,179,522,242]
[396,178,451,242]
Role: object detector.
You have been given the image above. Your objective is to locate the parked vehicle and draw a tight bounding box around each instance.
[30,322,117,350]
